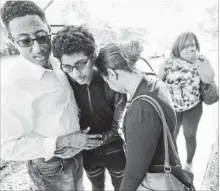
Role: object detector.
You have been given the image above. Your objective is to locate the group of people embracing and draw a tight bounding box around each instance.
[1,1,215,191]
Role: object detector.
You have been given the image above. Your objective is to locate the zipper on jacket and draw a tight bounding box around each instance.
[86,85,96,125]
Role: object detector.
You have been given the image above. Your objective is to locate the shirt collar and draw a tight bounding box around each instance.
[19,56,53,80]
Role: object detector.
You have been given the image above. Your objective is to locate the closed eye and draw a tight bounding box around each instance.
[62,65,72,69]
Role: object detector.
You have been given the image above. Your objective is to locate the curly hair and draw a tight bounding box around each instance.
[52,25,96,60]
[1,1,47,30]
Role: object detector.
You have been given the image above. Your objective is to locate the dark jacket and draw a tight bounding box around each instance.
[68,69,126,146]
[120,75,179,191]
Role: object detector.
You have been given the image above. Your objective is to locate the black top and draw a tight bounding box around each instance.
[68,70,126,145]
[120,75,178,191]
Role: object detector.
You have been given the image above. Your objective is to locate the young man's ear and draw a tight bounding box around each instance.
[91,53,97,65]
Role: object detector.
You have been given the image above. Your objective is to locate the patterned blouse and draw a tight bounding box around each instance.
[164,56,201,112]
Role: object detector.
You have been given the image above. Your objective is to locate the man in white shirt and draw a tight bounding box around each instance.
[1,1,103,190]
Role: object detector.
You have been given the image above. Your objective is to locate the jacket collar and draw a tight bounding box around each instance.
[89,67,103,84]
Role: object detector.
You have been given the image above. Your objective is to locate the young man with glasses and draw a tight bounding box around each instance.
[53,25,126,191]
[1,1,103,191]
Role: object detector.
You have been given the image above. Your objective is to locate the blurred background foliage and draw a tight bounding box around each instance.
[0,0,218,57]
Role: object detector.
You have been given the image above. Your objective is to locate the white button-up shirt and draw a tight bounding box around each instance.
[1,56,80,161]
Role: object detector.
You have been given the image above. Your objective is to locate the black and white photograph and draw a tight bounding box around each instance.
[0,0,219,190]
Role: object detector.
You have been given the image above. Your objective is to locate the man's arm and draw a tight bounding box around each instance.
[1,85,57,161]
[1,135,57,161]
[101,88,127,145]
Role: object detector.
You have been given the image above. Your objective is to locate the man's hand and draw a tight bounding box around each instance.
[56,127,103,150]
[54,147,81,159]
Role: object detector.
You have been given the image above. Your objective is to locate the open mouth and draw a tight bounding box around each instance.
[77,77,85,82]
[34,54,47,61]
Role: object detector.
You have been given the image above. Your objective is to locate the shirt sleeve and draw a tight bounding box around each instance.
[120,100,162,191]
[102,86,127,145]
[1,85,57,161]
[197,56,215,83]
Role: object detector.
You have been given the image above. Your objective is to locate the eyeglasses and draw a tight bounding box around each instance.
[16,35,51,47]
[61,55,92,73]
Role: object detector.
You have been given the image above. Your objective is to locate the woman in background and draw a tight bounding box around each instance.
[158,32,215,168]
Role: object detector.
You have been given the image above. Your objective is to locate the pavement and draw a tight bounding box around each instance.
[177,102,218,190]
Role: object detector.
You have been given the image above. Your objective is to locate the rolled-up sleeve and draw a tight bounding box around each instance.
[197,57,215,83]
[1,85,57,161]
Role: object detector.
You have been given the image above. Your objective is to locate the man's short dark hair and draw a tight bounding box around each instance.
[52,25,96,60]
[1,1,47,30]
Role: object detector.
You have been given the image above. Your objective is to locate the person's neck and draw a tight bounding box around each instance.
[43,64,52,70]
[125,73,143,95]
[43,57,52,70]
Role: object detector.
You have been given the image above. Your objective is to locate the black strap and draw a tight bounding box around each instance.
[129,95,179,171]
[139,57,157,75]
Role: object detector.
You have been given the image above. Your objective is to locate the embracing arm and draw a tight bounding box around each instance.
[120,101,162,191]
[1,86,57,161]
[101,90,127,145]
[1,133,57,161]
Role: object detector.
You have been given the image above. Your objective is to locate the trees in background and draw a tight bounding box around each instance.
[1,0,218,57]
